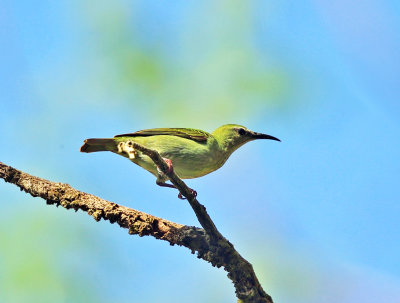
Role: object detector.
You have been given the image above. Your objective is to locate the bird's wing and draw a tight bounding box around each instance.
[114,128,210,142]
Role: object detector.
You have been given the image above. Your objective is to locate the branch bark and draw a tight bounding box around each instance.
[0,156,273,303]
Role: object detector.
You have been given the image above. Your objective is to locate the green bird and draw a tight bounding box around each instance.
[80,124,280,198]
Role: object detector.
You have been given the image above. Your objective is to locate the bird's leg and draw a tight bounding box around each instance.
[162,158,174,174]
[155,158,176,191]
[156,179,197,200]
[156,157,174,177]
[156,180,176,189]
[156,158,197,199]
[158,183,197,200]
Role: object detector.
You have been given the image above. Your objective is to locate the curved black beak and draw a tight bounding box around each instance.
[252,132,281,142]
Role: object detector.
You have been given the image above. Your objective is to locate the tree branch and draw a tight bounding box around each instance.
[0,158,273,303]
[131,142,222,241]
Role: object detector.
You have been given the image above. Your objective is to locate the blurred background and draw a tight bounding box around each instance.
[1,0,399,302]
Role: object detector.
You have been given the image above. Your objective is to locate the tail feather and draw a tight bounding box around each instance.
[80,138,117,153]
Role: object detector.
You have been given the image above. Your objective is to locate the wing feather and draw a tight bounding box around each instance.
[114,128,210,142]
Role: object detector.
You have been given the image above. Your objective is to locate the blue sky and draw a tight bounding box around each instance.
[1,1,399,302]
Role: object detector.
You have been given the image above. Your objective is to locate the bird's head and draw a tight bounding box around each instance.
[212,124,280,153]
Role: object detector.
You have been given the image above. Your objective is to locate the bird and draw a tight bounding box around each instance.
[80,124,280,199]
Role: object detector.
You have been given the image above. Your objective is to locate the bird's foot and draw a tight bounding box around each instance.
[178,188,197,200]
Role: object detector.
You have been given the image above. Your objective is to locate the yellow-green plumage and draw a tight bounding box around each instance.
[80,124,280,186]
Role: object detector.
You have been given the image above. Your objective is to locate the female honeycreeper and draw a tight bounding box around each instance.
[80,124,280,198]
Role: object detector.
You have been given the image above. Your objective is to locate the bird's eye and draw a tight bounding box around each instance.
[237,128,246,135]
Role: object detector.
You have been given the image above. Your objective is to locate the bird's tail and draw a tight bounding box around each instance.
[80,138,117,153]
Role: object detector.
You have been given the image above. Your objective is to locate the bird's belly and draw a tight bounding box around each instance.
[165,153,217,179]
[173,162,215,179]
[132,150,219,180]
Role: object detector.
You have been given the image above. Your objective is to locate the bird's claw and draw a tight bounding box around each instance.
[178,189,197,200]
